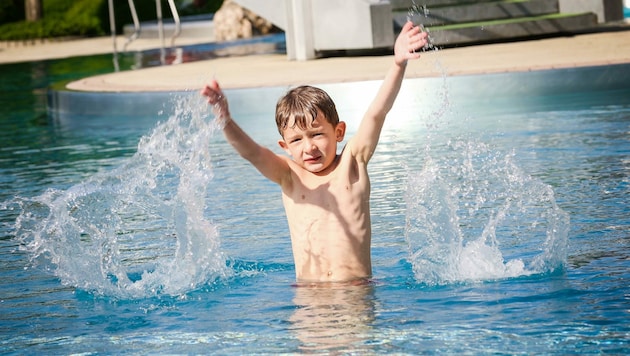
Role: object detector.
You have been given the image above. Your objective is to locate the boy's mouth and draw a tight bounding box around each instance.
[303,156,321,164]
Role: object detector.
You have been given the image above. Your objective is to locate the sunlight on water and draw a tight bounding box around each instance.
[405,138,570,285]
[11,93,229,299]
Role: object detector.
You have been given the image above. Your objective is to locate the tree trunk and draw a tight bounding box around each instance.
[25,0,43,22]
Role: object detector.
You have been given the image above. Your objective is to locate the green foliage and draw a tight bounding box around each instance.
[0,0,223,41]
[0,0,107,40]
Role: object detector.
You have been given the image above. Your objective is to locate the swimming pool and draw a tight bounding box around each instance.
[1,50,629,353]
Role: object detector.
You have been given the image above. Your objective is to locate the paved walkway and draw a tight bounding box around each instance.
[0,35,215,64]
[3,29,630,92]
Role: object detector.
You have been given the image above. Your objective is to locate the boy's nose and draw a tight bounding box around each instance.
[303,139,317,153]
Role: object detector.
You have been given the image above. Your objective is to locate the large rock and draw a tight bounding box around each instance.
[213,0,276,41]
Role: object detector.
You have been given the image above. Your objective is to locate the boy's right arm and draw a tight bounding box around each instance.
[348,21,427,164]
[202,80,291,186]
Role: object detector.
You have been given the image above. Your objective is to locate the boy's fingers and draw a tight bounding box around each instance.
[211,79,222,91]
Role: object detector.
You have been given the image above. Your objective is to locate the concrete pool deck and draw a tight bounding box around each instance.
[67,30,630,92]
[0,35,216,64]
[3,29,630,92]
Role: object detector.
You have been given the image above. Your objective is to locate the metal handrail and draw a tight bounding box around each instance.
[155,0,164,62]
[108,0,183,68]
[123,0,141,51]
[156,0,182,48]
[167,0,182,47]
[107,0,119,71]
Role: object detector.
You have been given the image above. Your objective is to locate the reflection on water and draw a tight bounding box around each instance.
[117,33,285,70]
[290,283,376,353]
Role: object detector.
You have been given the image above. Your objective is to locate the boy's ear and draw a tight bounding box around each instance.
[335,121,347,142]
[278,139,291,156]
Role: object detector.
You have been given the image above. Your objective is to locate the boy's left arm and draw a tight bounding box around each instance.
[349,21,428,162]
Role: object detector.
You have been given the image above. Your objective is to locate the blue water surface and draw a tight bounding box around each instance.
[0,38,629,354]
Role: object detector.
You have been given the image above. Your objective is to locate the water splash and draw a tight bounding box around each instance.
[407,0,436,51]
[405,139,569,285]
[11,93,229,299]
[407,0,429,23]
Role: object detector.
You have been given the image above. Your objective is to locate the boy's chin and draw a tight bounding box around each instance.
[303,165,324,173]
[300,160,324,172]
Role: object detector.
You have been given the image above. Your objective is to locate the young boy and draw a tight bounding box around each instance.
[202,21,428,284]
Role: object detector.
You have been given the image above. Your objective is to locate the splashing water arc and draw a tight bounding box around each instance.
[14,94,229,299]
[405,140,570,285]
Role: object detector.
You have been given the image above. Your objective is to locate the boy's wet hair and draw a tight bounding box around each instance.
[275,85,339,137]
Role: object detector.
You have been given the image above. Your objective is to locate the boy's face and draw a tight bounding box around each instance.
[278,110,346,174]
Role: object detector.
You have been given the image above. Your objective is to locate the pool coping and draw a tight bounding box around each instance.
[64,30,630,93]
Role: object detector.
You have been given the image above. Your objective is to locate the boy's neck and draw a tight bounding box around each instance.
[310,154,341,177]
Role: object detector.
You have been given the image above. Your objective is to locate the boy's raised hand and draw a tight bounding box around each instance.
[394,21,429,66]
[201,79,231,123]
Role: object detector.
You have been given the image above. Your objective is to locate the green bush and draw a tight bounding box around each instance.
[0,0,107,40]
[0,0,223,41]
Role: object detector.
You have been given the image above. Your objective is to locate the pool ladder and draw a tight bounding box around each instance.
[107,0,181,70]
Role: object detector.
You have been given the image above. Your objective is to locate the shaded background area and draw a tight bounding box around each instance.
[0,0,223,41]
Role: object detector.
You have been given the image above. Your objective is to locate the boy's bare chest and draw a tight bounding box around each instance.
[284,153,369,209]
[289,168,368,207]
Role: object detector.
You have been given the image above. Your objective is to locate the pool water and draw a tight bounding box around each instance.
[1,45,629,353]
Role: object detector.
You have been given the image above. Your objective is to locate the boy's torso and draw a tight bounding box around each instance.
[281,148,373,282]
